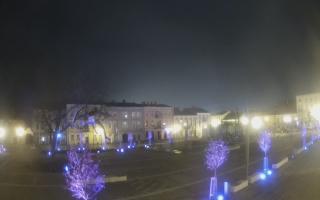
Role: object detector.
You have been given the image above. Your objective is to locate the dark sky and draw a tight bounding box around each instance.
[0,0,320,117]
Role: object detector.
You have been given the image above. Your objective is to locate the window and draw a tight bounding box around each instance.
[71,135,74,143]
[123,121,127,128]
[76,135,80,143]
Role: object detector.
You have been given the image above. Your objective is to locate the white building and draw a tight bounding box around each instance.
[64,102,174,148]
[174,107,210,139]
[296,92,320,126]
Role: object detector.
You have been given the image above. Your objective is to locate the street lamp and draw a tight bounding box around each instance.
[15,127,25,137]
[240,116,250,180]
[251,116,263,130]
[240,116,250,126]
[283,115,292,124]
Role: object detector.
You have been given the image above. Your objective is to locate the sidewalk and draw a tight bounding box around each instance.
[233,142,320,200]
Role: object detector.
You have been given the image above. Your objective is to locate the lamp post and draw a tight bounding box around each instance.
[15,127,25,144]
[240,116,250,179]
[241,116,264,179]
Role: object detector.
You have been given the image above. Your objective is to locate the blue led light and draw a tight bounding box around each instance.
[217,194,224,200]
[64,165,69,172]
[48,151,52,157]
[260,173,266,180]
[57,133,62,138]
[120,148,124,153]
[267,170,272,175]
[97,150,100,154]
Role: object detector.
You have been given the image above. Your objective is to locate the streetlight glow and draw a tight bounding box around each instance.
[240,116,250,126]
[15,127,25,137]
[283,115,292,124]
[251,116,263,130]
[95,126,104,135]
[211,119,221,128]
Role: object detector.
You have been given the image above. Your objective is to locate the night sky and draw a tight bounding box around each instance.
[0,0,320,117]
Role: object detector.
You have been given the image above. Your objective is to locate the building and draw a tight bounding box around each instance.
[66,102,174,148]
[296,92,320,127]
[173,107,210,139]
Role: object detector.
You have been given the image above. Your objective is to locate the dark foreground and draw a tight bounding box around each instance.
[0,134,311,200]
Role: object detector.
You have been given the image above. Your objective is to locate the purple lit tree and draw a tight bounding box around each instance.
[205,140,229,199]
[301,125,307,149]
[128,133,133,146]
[64,149,105,200]
[258,131,271,171]
[147,131,153,145]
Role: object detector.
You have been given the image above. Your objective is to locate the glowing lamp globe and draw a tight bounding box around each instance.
[251,117,263,130]
[283,115,292,124]
[15,127,25,137]
[240,116,250,126]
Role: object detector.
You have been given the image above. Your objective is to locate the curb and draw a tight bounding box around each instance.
[231,180,248,193]
[105,176,127,183]
[272,157,288,169]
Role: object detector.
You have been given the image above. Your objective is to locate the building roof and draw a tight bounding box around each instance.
[174,107,208,115]
[296,92,320,97]
[105,101,171,108]
[223,111,240,120]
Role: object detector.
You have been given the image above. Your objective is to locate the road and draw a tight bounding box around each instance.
[0,135,302,200]
[234,141,320,200]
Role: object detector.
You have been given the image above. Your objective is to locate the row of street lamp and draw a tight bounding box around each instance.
[0,126,26,139]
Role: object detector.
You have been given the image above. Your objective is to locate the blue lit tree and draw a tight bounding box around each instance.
[258,131,271,171]
[64,149,105,200]
[301,125,307,149]
[205,140,229,199]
